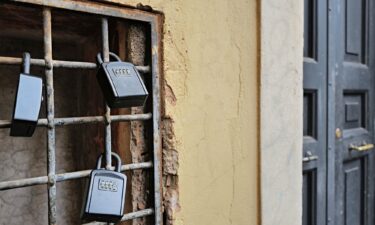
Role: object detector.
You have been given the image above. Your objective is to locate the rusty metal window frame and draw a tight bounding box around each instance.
[0,1,163,225]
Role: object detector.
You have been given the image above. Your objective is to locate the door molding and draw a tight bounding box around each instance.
[260,0,303,225]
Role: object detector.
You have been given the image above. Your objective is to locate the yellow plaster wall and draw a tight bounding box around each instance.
[105,0,259,224]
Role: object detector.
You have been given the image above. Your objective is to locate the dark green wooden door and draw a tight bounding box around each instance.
[303,0,375,225]
[303,0,327,224]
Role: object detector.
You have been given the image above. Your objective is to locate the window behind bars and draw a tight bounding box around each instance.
[0,1,163,225]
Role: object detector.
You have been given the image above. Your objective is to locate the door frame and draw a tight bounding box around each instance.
[260,0,303,225]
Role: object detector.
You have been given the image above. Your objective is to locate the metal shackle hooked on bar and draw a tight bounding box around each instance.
[95,151,122,172]
[10,52,43,137]
[96,52,148,108]
[81,152,127,223]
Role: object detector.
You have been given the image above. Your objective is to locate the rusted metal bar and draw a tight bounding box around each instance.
[54,113,152,126]
[83,209,154,224]
[135,66,150,73]
[0,56,45,66]
[0,176,48,191]
[151,19,163,225]
[11,0,156,22]
[0,119,47,128]
[120,208,154,221]
[0,162,153,191]
[0,113,152,128]
[56,162,153,182]
[43,8,57,225]
[102,17,112,171]
[53,60,96,69]
[0,56,150,73]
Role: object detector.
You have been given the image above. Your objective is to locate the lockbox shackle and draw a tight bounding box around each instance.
[22,52,31,74]
[96,52,122,65]
[96,152,122,172]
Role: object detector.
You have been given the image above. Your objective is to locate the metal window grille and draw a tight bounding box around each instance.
[0,1,163,225]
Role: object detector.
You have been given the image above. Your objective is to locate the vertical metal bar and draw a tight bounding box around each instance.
[102,18,112,170]
[151,20,163,225]
[43,8,57,225]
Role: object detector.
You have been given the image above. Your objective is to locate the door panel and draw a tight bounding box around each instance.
[303,169,317,225]
[303,0,327,225]
[343,159,364,225]
[344,0,365,63]
[304,0,316,59]
[335,0,375,224]
[303,0,375,225]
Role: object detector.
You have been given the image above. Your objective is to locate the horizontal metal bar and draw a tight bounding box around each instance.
[0,162,153,191]
[0,176,48,191]
[10,0,157,23]
[53,60,96,69]
[83,209,154,224]
[54,113,153,126]
[121,208,154,221]
[0,56,150,73]
[0,113,152,128]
